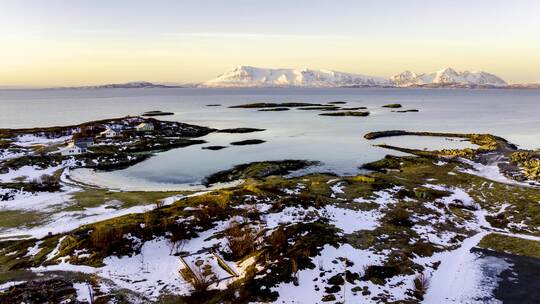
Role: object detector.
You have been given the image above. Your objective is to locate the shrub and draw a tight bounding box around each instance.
[352,175,375,183]
[31,174,61,192]
[384,207,413,227]
[180,259,216,294]
[361,265,400,284]
[413,273,430,299]
[410,241,435,257]
[225,219,260,259]
[267,226,288,252]
[291,258,299,285]
[154,200,165,209]
[89,224,131,252]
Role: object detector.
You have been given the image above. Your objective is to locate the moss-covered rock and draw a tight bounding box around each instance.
[203,160,319,185]
[382,103,402,108]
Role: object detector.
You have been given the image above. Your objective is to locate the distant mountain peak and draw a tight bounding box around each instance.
[438,67,457,73]
[391,68,507,87]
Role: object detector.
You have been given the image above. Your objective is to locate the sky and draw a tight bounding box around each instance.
[0,0,539,86]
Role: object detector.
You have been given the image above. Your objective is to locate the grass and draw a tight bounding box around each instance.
[478,233,540,259]
[0,210,48,229]
[66,189,190,211]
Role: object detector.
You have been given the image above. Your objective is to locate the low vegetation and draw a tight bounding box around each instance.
[203,159,319,185]
[510,151,540,180]
[478,233,540,259]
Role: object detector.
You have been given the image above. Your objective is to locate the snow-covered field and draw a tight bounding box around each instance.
[0,164,65,183]
[14,134,72,147]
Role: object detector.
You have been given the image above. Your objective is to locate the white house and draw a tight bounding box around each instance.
[61,143,88,156]
[100,127,121,138]
[136,122,154,132]
[61,136,94,156]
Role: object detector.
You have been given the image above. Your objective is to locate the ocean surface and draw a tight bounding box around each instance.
[1,88,539,189]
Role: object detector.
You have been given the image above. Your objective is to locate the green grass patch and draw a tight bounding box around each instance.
[67,189,190,211]
[0,210,47,229]
[478,233,540,259]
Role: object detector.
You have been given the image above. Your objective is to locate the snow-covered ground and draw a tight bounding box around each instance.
[0,281,26,292]
[100,237,190,298]
[73,282,93,303]
[31,225,254,300]
[0,187,74,211]
[13,134,72,147]
[0,164,65,183]
[0,190,197,239]
[422,232,499,303]
[68,168,243,191]
[458,158,539,188]
[271,244,394,304]
[2,148,537,303]
[0,150,26,161]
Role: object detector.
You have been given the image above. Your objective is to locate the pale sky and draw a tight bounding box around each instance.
[1,0,539,86]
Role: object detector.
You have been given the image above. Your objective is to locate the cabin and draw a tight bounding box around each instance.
[73,137,94,148]
[99,127,122,138]
[136,122,154,132]
[61,143,87,156]
[60,136,94,156]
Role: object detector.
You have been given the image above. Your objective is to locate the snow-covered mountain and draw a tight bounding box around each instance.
[200,66,390,88]
[390,68,507,87]
[201,66,509,88]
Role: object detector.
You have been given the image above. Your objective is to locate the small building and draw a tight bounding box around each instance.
[136,122,154,132]
[100,127,122,138]
[61,143,88,156]
[73,137,94,148]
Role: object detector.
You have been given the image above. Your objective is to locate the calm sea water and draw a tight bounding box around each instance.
[1,88,539,188]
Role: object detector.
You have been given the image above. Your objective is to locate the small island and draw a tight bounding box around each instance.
[319,111,370,117]
[382,103,402,108]
[230,139,266,146]
[141,110,175,117]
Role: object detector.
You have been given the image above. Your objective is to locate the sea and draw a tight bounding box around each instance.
[1,87,538,189]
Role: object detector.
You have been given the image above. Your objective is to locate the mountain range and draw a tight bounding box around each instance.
[200,66,510,88]
[68,81,185,89]
[28,67,539,90]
